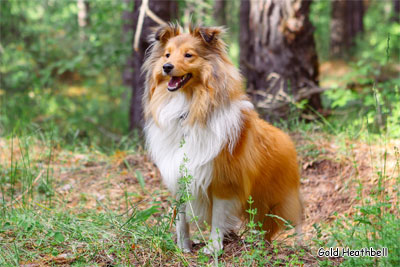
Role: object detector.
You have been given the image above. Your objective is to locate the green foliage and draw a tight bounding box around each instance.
[0,84,131,148]
[323,69,400,138]
[310,0,332,61]
[311,0,400,62]
[310,1,400,138]
[0,0,132,147]
[321,10,400,138]
[135,170,146,192]
[1,0,130,90]
[357,1,400,63]
[180,0,214,26]
[240,196,269,266]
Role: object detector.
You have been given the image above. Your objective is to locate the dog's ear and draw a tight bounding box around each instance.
[153,23,180,44]
[190,26,225,45]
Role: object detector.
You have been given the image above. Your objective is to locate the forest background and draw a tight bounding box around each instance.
[0,0,399,266]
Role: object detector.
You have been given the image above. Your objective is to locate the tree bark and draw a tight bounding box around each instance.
[330,0,364,57]
[239,0,322,121]
[214,0,227,26]
[393,0,400,22]
[125,0,178,131]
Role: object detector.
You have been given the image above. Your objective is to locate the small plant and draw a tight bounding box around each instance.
[239,196,269,266]
[174,141,221,264]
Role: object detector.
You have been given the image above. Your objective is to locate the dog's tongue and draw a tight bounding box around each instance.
[168,76,181,88]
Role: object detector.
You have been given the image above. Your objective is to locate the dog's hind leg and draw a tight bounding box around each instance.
[261,191,303,243]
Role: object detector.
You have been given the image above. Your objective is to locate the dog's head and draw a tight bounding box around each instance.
[149,23,226,92]
[143,23,244,124]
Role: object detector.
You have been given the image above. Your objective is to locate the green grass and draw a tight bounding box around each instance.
[0,134,178,265]
[0,203,181,265]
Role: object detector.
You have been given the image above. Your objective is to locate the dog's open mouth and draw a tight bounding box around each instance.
[167,74,192,91]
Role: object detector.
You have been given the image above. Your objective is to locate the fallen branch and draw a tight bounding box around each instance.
[296,86,330,100]
[251,86,330,110]
[133,0,166,51]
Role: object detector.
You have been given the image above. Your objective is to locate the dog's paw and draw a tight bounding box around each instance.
[202,242,223,255]
[202,246,214,255]
[177,240,192,253]
[181,247,191,253]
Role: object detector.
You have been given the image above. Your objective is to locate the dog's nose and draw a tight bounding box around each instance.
[163,63,174,74]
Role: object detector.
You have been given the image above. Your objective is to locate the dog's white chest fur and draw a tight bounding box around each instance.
[145,92,252,202]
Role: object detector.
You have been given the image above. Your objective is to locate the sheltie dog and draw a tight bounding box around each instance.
[142,23,302,253]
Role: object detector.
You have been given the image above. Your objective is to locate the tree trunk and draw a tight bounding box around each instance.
[393,0,400,22]
[77,0,90,40]
[125,0,178,131]
[77,0,90,28]
[239,0,322,122]
[330,0,364,57]
[214,0,227,26]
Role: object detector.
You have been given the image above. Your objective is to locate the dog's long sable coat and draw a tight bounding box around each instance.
[142,23,302,253]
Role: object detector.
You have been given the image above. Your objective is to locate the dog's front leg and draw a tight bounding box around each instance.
[204,197,238,254]
[176,204,191,252]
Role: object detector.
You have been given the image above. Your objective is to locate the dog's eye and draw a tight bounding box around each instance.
[165,53,170,58]
[184,53,192,58]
